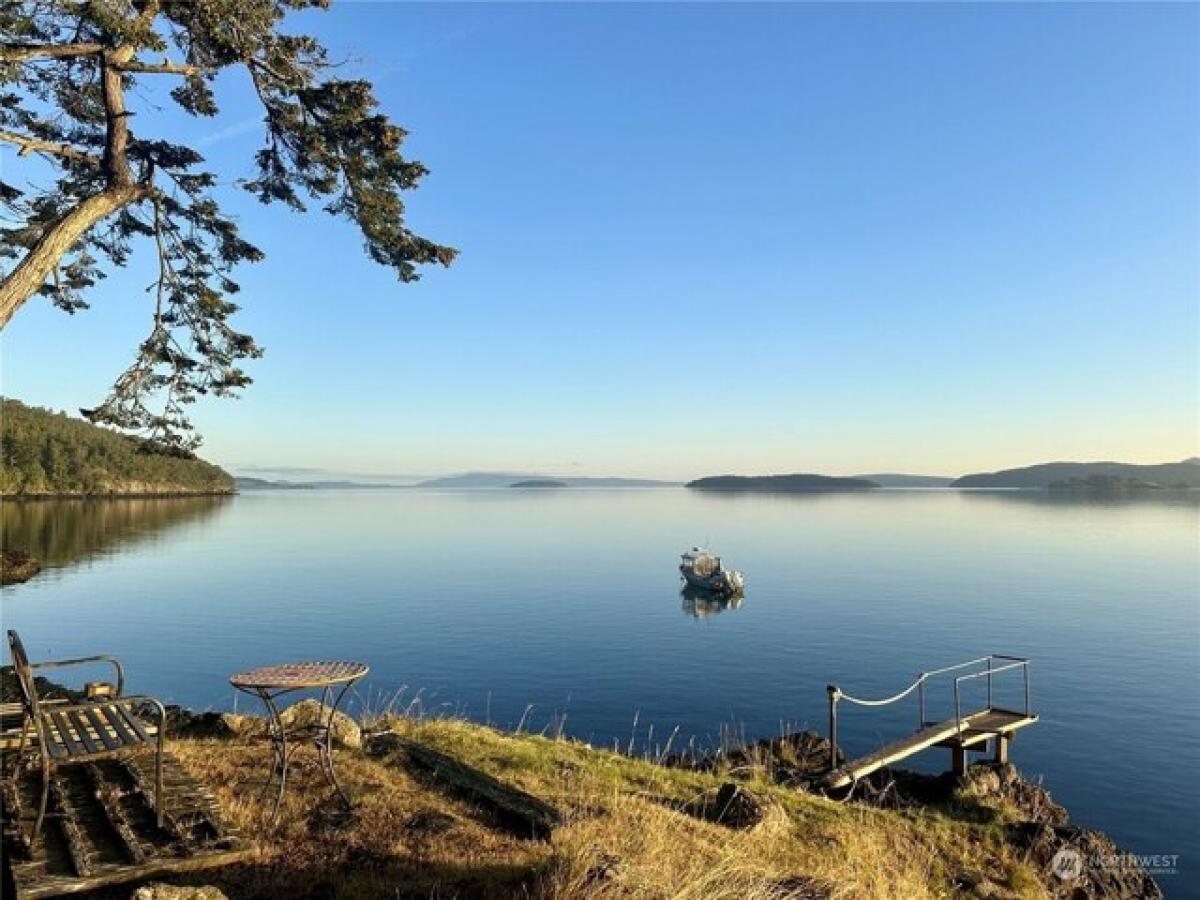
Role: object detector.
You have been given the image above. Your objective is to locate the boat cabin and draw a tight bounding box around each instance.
[680,548,720,578]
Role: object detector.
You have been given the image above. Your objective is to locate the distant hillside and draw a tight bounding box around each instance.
[687,474,880,493]
[510,479,567,488]
[234,476,413,490]
[234,477,314,490]
[1048,475,1185,495]
[1,398,233,496]
[418,472,677,488]
[852,473,954,488]
[953,460,1200,490]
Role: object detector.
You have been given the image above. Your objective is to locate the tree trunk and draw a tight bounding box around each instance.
[0,184,148,329]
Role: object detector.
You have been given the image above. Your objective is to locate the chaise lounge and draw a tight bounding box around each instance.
[3,629,167,842]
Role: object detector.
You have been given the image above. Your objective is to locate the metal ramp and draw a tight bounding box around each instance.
[822,655,1038,790]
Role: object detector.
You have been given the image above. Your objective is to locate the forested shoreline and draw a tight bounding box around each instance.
[1,399,233,496]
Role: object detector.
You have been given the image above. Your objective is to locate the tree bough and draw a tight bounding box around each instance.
[1,0,455,450]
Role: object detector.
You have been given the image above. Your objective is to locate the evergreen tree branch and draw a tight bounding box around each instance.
[1,42,105,61]
[117,59,202,76]
[0,128,102,165]
[1,0,455,449]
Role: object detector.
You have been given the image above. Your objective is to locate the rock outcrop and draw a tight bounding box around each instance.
[1,548,40,585]
[962,765,1163,899]
[681,782,771,829]
[672,737,1164,900]
[279,698,362,749]
[856,763,1163,899]
[667,729,840,785]
[131,883,228,899]
[164,707,258,740]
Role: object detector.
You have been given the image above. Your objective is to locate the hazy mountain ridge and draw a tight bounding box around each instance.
[952,460,1200,489]
[417,472,679,488]
[234,477,315,490]
[240,476,461,490]
[232,462,1198,493]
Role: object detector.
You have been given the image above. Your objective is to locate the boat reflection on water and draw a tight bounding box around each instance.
[680,586,744,619]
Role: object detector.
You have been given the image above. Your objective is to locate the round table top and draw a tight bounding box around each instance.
[230,660,369,690]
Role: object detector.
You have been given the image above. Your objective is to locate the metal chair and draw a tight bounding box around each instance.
[4,629,166,841]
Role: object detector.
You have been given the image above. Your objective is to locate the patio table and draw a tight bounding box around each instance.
[229,660,368,820]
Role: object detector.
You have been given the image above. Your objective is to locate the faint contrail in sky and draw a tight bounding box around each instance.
[194,117,263,149]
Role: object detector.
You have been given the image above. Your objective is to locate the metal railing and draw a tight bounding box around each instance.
[825,654,1032,771]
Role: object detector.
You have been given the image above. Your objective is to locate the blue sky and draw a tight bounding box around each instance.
[2,3,1197,480]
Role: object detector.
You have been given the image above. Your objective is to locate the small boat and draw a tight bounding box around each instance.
[679,547,745,596]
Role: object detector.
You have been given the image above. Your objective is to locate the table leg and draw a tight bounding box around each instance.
[317,679,356,808]
[258,689,289,821]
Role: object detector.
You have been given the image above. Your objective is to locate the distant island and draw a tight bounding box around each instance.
[687,474,880,493]
[0,398,233,497]
[510,479,567,488]
[952,460,1200,490]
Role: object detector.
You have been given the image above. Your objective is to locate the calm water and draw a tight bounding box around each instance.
[3,489,1198,894]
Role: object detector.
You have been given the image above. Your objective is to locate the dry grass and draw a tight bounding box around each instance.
[164,717,1050,900]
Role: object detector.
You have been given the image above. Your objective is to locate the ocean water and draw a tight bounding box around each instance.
[3,488,1198,894]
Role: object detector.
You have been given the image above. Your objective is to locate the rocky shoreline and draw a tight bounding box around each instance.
[0,670,1167,899]
[663,728,1164,899]
[167,705,1164,900]
[3,489,235,500]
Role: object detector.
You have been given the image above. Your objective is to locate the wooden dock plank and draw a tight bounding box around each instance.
[47,776,91,878]
[82,764,146,865]
[13,846,255,900]
[3,754,250,899]
[824,708,1038,789]
[115,758,192,846]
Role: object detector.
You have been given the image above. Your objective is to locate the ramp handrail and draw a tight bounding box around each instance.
[951,656,1031,738]
[825,654,1032,772]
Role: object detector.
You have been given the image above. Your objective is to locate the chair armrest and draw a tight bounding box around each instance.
[29,655,125,696]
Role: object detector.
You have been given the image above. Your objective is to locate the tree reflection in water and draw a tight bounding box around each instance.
[2,497,231,573]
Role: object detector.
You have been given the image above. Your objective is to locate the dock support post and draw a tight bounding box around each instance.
[994,732,1010,765]
[951,745,968,777]
[826,686,839,772]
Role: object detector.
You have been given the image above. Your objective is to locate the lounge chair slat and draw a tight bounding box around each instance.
[85,707,120,751]
[42,718,68,759]
[65,709,101,754]
[50,711,88,757]
[115,703,151,742]
[100,704,138,746]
